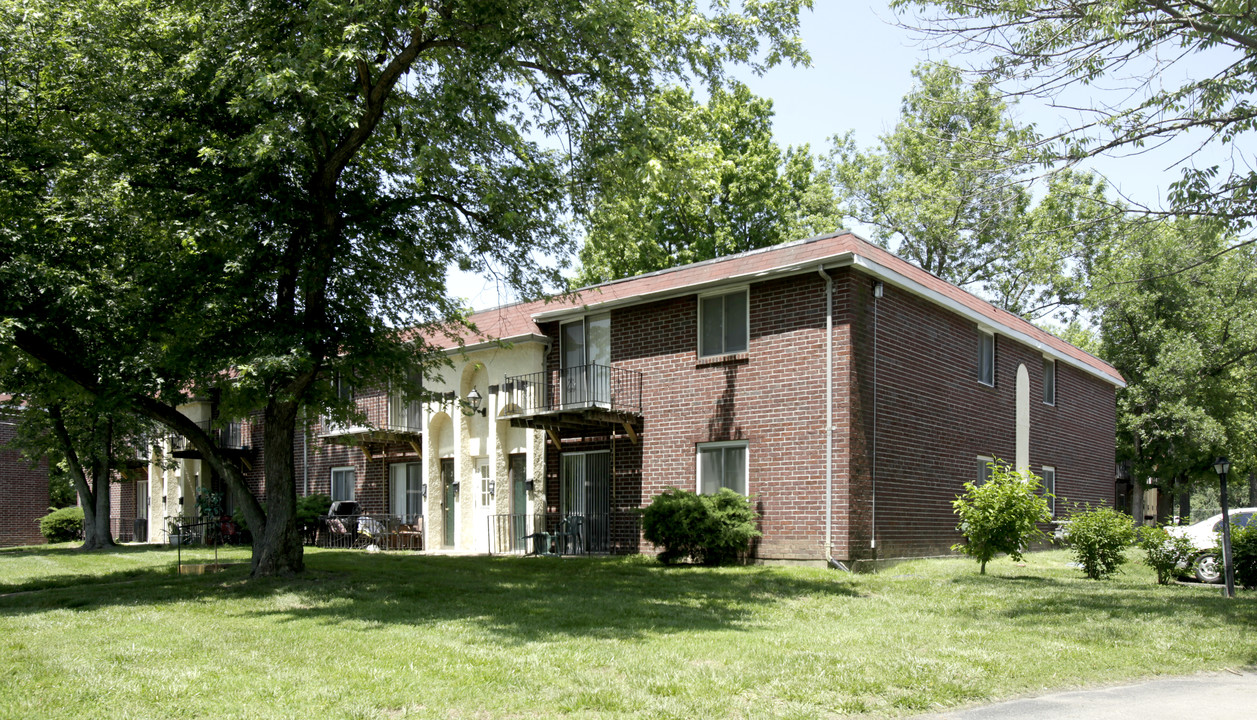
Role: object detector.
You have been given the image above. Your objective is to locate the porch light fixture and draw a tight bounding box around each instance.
[525,477,535,492]
[488,480,496,497]
[1213,456,1237,598]
[873,280,884,298]
[463,387,487,417]
[452,479,461,498]
[421,483,428,500]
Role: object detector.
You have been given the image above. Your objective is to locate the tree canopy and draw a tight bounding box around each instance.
[894,0,1257,240]
[576,81,838,285]
[829,62,1123,318]
[0,0,811,574]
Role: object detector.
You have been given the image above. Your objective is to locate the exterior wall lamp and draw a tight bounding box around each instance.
[463,387,487,417]
[1213,455,1237,598]
[421,483,428,500]
[525,477,535,492]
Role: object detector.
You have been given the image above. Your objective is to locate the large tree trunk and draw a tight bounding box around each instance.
[251,398,304,576]
[83,459,116,550]
[1177,483,1191,525]
[49,405,115,549]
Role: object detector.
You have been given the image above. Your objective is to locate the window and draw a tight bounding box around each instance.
[1042,358,1056,405]
[978,330,995,386]
[333,373,353,401]
[697,442,748,495]
[331,467,355,502]
[389,463,422,523]
[976,456,994,486]
[699,289,749,357]
[477,458,492,507]
[1041,466,1056,516]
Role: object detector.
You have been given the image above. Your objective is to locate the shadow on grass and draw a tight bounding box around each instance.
[0,550,860,642]
[944,571,1257,633]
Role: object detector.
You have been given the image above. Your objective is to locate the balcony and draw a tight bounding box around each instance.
[319,392,423,456]
[169,420,252,462]
[499,364,643,440]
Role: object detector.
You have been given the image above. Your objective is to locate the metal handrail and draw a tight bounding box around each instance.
[501,364,643,416]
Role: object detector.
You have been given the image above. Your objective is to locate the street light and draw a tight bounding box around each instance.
[1213,456,1236,598]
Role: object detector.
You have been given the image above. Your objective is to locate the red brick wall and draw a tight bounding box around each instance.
[845,270,1117,561]
[0,418,50,547]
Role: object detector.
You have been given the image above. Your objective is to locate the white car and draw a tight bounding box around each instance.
[1165,508,1257,583]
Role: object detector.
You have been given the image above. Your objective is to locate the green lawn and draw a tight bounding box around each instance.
[0,545,1253,719]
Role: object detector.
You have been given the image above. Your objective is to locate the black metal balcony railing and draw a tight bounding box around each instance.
[487,511,640,556]
[168,420,248,453]
[501,364,643,417]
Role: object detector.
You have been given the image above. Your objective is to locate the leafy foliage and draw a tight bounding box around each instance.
[1065,506,1135,580]
[39,506,84,543]
[951,461,1052,573]
[829,62,1121,318]
[1232,523,1257,591]
[577,82,838,284]
[895,0,1257,237]
[641,487,761,565]
[1137,525,1195,585]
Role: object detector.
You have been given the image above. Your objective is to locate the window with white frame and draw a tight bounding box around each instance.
[978,330,995,386]
[975,456,994,486]
[389,463,422,523]
[331,467,355,502]
[477,458,492,507]
[1042,357,1056,405]
[1041,466,1056,516]
[699,289,749,357]
[697,441,748,495]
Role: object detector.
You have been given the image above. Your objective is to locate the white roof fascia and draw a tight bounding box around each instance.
[848,254,1126,388]
[443,333,551,356]
[531,253,857,322]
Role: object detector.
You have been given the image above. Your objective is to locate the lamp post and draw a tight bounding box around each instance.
[1213,456,1236,598]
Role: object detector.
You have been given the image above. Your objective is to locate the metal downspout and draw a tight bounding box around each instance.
[817,266,835,567]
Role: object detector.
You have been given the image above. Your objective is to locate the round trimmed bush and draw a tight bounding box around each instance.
[641,487,760,565]
[1065,505,1135,580]
[39,506,84,543]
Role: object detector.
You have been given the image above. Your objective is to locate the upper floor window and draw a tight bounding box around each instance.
[699,289,749,357]
[698,441,748,495]
[1042,357,1056,405]
[978,330,995,386]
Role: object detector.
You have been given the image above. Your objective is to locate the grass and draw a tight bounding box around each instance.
[0,545,1254,719]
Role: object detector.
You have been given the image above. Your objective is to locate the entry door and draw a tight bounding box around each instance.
[509,453,528,551]
[441,458,455,547]
[560,451,611,552]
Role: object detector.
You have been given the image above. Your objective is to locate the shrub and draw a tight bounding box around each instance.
[1232,522,1257,590]
[641,487,760,565]
[1138,525,1195,585]
[39,506,84,543]
[297,493,332,526]
[1065,505,1135,579]
[952,462,1052,574]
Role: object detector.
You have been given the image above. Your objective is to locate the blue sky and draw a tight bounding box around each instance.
[448,3,1222,309]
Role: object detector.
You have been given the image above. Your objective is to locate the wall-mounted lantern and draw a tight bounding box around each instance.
[463,387,487,417]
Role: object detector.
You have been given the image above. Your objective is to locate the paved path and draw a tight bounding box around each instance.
[918,670,1257,719]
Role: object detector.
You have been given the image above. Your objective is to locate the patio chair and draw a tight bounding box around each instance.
[552,515,584,556]
[356,516,387,550]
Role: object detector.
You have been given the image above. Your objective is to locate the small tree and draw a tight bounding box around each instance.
[1066,505,1136,580]
[952,461,1052,574]
[1138,526,1195,585]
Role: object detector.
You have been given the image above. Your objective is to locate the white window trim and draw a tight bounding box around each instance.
[1042,465,1056,516]
[697,286,750,358]
[1042,357,1056,406]
[696,440,749,495]
[330,466,356,502]
[978,329,996,387]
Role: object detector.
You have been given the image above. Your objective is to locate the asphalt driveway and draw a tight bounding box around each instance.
[919,669,1256,719]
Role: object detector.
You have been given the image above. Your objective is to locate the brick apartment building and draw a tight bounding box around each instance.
[135,231,1122,566]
